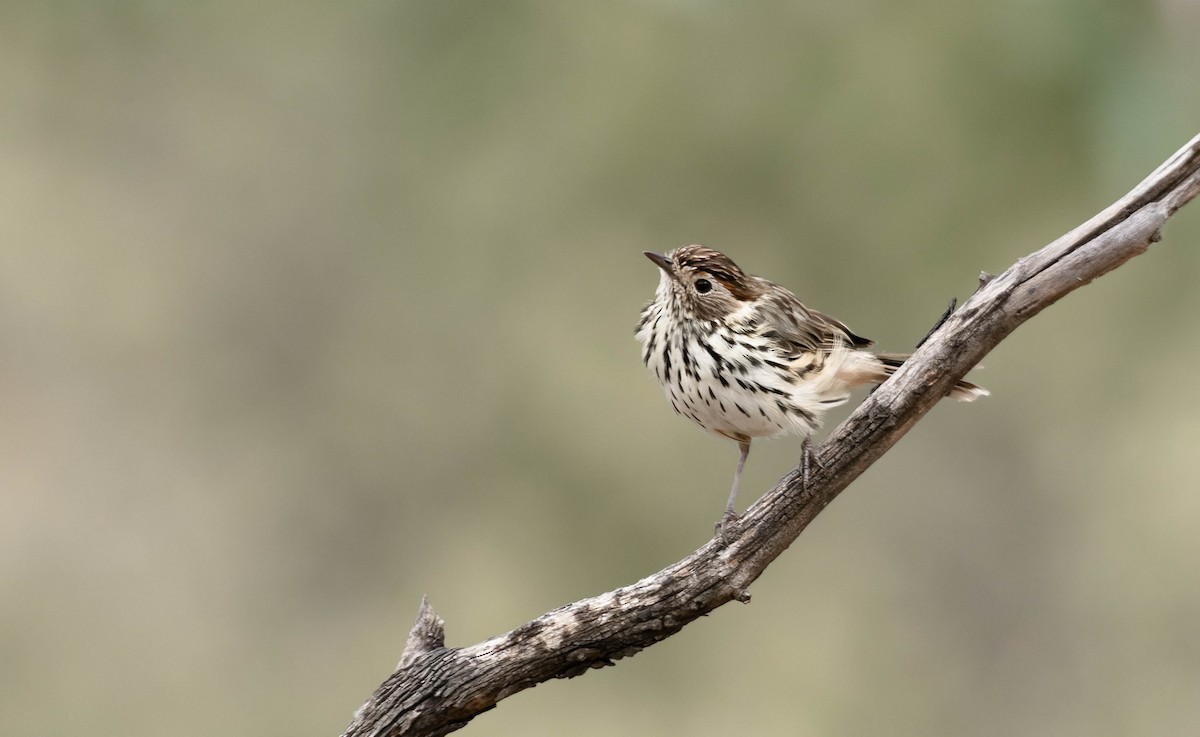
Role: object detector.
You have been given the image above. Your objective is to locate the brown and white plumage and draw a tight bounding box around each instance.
[636,245,986,539]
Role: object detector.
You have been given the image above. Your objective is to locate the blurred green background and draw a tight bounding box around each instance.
[2,2,1198,736]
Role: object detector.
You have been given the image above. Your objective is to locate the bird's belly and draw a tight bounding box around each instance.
[666,366,825,441]
[640,321,851,441]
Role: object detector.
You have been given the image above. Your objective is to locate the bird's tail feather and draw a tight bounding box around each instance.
[875,353,989,401]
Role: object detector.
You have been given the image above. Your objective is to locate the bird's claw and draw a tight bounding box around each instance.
[801,439,826,491]
[715,509,740,545]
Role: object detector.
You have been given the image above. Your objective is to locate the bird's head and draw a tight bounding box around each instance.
[643,246,763,322]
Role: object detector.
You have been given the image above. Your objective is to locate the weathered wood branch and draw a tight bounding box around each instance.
[342,133,1200,737]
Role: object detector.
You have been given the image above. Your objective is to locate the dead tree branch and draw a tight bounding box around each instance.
[342,132,1200,737]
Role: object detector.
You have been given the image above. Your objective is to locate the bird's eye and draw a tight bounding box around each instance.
[694,278,713,294]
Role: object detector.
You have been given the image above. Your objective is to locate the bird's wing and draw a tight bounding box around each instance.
[757,288,874,360]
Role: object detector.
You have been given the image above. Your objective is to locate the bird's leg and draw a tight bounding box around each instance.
[717,440,751,543]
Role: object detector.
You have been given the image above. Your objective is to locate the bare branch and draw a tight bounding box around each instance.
[342,132,1200,737]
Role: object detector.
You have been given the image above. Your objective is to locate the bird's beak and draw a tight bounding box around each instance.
[643,251,674,276]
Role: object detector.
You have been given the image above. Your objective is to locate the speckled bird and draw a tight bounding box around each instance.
[636,246,986,540]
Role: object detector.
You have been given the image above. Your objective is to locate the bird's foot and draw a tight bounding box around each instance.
[715,507,740,545]
[801,439,826,491]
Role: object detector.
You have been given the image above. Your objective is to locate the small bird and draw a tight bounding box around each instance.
[636,246,986,540]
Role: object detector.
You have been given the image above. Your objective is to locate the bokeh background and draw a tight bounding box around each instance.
[2,2,1199,736]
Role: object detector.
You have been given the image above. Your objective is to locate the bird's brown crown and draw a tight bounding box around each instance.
[669,245,764,301]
